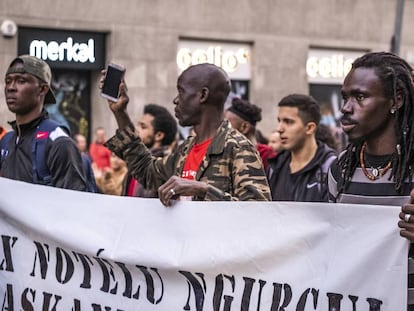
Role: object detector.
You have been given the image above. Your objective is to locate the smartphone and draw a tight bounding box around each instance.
[101,63,125,102]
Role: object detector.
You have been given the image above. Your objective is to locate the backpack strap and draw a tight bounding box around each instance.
[32,119,69,184]
[0,132,14,165]
[322,154,337,174]
[317,153,337,193]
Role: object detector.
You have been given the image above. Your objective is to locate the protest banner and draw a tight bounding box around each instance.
[0,177,408,310]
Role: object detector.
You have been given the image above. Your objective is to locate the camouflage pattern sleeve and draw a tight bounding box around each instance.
[196,124,271,201]
[204,146,271,201]
[104,124,177,190]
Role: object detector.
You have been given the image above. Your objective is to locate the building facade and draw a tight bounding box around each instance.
[1,0,414,140]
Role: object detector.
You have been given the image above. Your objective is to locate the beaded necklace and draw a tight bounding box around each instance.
[359,143,392,181]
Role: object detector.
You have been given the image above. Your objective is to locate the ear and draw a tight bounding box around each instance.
[154,131,165,144]
[305,122,317,135]
[392,92,404,111]
[39,84,49,98]
[199,87,210,104]
[240,121,252,135]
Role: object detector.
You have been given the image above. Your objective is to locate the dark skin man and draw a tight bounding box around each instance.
[101,63,271,206]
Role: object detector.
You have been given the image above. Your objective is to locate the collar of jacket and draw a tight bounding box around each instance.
[269,141,336,173]
[9,109,49,132]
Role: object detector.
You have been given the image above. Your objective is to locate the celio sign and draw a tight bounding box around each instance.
[29,37,95,63]
[177,40,251,79]
[177,46,248,73]
[306,49,364,84]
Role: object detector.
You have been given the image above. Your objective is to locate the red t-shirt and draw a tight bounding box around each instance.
[181,138,212,180]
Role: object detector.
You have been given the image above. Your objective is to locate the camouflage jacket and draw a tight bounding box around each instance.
[105,120,271,201]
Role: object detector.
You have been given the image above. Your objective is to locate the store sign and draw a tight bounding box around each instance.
[177,40,251,79]
[307,49,364,84]
[29,37,95,63]
[18,27,105,69]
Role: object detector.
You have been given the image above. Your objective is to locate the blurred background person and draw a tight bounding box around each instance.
[95,153,127,195]
[0,125,6,140]
[316,123,339,153]
[268,130,282,153]
[122,103,178,197]
[74,133,89,156]
[89,126,112,173]
[255,128,269,145]
[74,133,99,193]
[224,98,276,171]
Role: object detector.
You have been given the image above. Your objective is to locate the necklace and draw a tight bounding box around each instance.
[359,143,392,181]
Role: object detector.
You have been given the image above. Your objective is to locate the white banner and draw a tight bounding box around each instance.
[0,177,408,311]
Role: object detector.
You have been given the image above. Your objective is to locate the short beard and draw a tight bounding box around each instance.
[144,136,156,149]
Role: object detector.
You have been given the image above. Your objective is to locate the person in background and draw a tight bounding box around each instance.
[224,98,276,171]
[0,55,86,190]
[320,104,337,130]
[255,128,269,145]
[267,94,336,202]
[268,130,282,153]
[95,153,128,195]
[0,126,6,140]
[102,63,271,206]
[122,103,177,197]
[74,133,88,154]
[89,126,111,172]
[74,133,98,193]
[316,123,339,153]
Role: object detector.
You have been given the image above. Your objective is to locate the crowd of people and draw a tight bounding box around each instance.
[2,51,414,308]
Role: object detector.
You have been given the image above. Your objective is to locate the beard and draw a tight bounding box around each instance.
[144,136,156,149]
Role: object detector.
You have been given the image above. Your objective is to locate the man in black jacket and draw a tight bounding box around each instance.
[122,103,177,197]
[267,94,336,202]
[0,55,86,191]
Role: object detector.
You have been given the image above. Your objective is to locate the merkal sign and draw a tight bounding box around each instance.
[29,37,95,63]
[18,27,105,69]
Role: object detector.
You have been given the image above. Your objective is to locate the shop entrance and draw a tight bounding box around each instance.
[47,70,92,140]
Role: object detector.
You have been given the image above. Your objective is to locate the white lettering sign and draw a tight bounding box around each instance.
[177,40,251,79]
[29,37,95,63]
[307,49,364,84]
[177,46,248,73]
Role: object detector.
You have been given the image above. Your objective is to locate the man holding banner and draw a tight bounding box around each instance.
[327,51,414,309]
[101,63,271,206]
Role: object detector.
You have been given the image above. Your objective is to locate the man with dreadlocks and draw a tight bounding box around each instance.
[327,51,414,309]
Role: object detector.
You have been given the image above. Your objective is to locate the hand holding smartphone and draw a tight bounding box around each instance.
[101,63,126,102]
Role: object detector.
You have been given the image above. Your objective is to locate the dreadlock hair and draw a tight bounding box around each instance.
[337,51,414,195]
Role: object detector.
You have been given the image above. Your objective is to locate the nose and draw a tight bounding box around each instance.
[341,98,353,114]
[5,80,16,91]
[276,122,284,133]
[173,95,178,105]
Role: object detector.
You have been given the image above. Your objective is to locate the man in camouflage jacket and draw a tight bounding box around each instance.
[102,63,271,206]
